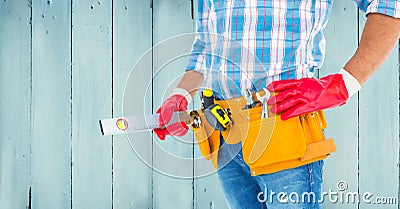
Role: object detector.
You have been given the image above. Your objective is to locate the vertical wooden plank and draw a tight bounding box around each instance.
[319,2,359,208]
[31,0,72,208]
[0,1,31,208]
[152,0,195,208]
[113,0,153,208]
[72,1,112,208]
[189,1,230,208]
[358,15,399,208]
[194,164,230,209]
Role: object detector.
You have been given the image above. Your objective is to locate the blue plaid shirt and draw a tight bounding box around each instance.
[186,0,400,99]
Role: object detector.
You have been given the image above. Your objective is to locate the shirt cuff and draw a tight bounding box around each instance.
[366,0,400,18]
[185,53,206,74]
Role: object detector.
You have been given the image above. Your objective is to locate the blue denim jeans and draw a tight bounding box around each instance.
[217,137,323,209]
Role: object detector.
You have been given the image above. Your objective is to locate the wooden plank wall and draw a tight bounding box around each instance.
[0,1,398,209]
[152,0,194,208]
[31,1,72,208]
[320,1,359,208]
[113,0,153,208]
[0,1,31,209]
[72,1,113,209]
[358,12,399,209]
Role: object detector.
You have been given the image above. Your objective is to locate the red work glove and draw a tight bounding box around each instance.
[267,69,361,120]
[154,89,191,140]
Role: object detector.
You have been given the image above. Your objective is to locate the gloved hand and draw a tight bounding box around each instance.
[154,88,191,140]
[267,69,361,120]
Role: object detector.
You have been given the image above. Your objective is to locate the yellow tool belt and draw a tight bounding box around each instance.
[192,95,336,176]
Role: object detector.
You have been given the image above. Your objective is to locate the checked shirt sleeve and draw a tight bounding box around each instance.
[354,0,400,18]
[185,0,210,74]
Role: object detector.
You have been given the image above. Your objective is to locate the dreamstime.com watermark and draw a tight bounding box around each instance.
[257,180,397,205]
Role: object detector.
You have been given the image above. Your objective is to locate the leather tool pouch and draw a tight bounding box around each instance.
[239,107,307,166]
[239,106,336,173]
[192,109,221,169]
[192,98,336,173]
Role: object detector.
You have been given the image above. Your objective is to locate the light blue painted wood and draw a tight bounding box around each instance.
[121,51,154,208]
[113,0,153,208]
[194,175,229,209]
[358,15,399,208]
[1,1,400,209]
[320,1,359,208]
[31,1,72,208]
[189,1,230,208]
[71,1,112,208]
[0,1,31,208]
[152,0,196,208]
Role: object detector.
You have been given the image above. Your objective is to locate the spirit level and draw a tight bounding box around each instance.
[99,111,193,136]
